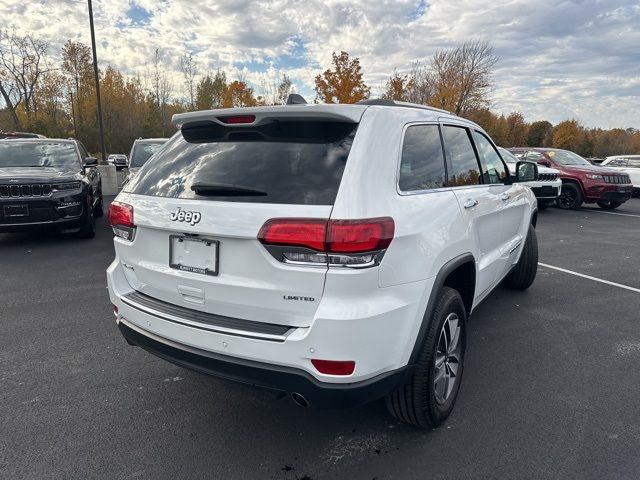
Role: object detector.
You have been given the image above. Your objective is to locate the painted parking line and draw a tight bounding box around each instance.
[583,209,640,218]
[538,262,640,294]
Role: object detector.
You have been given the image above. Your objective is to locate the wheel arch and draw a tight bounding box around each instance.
[408,253,476,364]
[561,177,584,195]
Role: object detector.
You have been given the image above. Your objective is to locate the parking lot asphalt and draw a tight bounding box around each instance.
[2,198,640,480]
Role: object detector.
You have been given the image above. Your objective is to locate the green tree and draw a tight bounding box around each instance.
[527,120,553,147]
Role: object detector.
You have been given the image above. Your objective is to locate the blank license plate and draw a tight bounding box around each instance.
[3,204,29,217]
[170,236,219,276]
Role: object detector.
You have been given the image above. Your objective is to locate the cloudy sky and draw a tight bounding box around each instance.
[2,0,639,128]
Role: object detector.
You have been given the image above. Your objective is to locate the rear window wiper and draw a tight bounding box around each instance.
[191,183,268,196]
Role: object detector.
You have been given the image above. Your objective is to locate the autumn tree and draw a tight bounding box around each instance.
[382,70,413,101]
[527,120,553,147]
[505,111,528,147]
[314,51,370,104]
[552,119,584,151]
[148,49,173,136]
[430,40,497,115]
[223,80,257,107]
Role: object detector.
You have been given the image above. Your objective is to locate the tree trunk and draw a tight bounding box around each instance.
[0,81,22,130]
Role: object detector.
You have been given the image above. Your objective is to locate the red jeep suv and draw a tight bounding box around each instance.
[508,148,633,210]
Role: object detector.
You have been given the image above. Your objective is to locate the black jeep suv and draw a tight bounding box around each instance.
[0,138,104,238]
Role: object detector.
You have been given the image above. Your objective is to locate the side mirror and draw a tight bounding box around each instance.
[515,161,538,182]
[83,156,98,167]
[537,159,551,167]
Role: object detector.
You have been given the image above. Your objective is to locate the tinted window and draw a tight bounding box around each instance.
[442,126,481,187]
[0,142,80,168]
[473,131,508,184]
[546,150,591,165]
[497,147,518,164]
[609,158,627,167]
[78,143,90,159]
[627,159,640,168]
[526,151,545,162]
[127,121,357,205]
[399,125,446,191]
[130,142,167,168]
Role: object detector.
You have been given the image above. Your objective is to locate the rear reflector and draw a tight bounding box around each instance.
[311,359,355,376]
[218,115,256,124]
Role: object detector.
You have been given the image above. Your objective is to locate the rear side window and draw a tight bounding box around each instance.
[442,125,481,187]
[126,121,357,205]
[399,124,446,191]
[472,131,508,184]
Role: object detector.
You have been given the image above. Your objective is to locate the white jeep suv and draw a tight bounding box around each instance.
[107,98,539,428]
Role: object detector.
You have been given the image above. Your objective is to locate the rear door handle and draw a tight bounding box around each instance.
[463,198,478,209]
[500,193,511,201]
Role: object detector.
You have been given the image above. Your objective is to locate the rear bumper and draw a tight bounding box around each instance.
[118,319,412,408]
[107,257,431,399]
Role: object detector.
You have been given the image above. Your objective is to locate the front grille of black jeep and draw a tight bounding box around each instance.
[0,183,52,198]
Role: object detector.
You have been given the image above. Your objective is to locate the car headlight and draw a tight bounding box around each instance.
[586,174,602,180]
[52,181,82,191]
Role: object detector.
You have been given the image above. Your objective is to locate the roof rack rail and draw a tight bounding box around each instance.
[356,99,452,115]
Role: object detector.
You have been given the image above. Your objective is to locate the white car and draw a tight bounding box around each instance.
[498,147,562,209]
[107,154,128,170]
[107,98,539,428]
[601,155,640,197]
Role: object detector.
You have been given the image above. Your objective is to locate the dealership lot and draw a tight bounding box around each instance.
[1,199,640,480]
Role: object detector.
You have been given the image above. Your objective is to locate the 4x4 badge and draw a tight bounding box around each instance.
[170,207,201,226]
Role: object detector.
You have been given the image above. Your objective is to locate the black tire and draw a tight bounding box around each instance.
[557,182,583,210]
[76,196,96,239]
[505,224,538,290]
[597,200,622,210]
[94,186,104,218]
[538,202,548,210]
[385,287,466,428]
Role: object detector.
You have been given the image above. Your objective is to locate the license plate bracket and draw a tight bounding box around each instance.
[3,204,29,217]
[169,235,219,276]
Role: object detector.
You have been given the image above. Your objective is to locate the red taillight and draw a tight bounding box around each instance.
[258,217,394,254]
[218,115,256,124]
[108,201,134,227]
[108,201,136,240]
[311,359,355,376]
[258,218,327,251]
[326,217,394,253]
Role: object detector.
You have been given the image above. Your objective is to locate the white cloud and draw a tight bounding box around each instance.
[1,0,638,128]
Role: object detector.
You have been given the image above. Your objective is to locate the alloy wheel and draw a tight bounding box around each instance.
[434,313,462,404]
[558,188,576,209]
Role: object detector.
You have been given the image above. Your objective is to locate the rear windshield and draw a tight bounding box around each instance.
[130,142,166,168]
[126,120,357,205]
